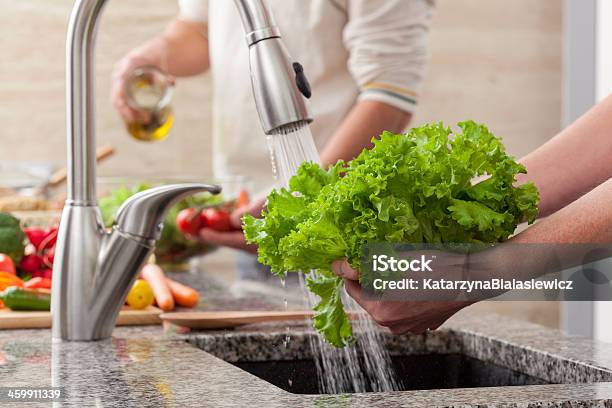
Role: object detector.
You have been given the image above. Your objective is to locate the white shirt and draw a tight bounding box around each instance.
[179,0,433,193]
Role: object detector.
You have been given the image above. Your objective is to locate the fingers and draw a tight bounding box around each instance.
[229,207,247,229]
[198,228,257,253]
[199,228,243,248]
[378,303,460,335]
[111,53,156,123]
[386,314,448,335]
[230,203,254,228]
[343,278,366,310]
[248,195,268,217]
[332,260,359,281]
[343,278,360,298]
[112,88,138,123]
[111,60,135,122]
[230,195,267,228]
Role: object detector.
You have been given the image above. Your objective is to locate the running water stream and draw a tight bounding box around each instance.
[266,123,401,393]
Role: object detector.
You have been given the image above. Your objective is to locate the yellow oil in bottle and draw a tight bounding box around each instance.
[125,67,174,142]
[126,106,174,142]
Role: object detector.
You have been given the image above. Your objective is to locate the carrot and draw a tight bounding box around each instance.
[167,279,200,308]
[141,264,174,311]
[236,189,250,208]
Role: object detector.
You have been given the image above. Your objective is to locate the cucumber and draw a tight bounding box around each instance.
[0,286,51,311]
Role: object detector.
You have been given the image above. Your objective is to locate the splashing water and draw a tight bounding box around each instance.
[267,122,321,186]
[280,271,291,349]
[266,122,401,393]
[299,273,401,393]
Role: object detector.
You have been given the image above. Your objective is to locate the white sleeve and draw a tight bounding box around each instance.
[178,0,208,23]
[343,0,434,113]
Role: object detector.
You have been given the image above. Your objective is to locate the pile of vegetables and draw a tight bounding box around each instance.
[0,212,55,286]
[175,203,246,236]
[135,263,200,311]
[0,212,53,310]
[0,210,201,312]
[244,121,540,347]
[20,226,57,282]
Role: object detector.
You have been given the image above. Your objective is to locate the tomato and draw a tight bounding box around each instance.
[0,254,16,275]
[201,208,232,232]
[176,208,203,236]
[199,209,211,229]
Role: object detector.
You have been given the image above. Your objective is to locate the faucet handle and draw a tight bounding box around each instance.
[115,183,222,240]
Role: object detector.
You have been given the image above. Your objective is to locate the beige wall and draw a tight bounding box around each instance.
[422,1,563,329]
[1,0,562,176]
[1,0,212,178]
[415,0,563,159]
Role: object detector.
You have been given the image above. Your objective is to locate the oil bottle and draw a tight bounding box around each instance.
[125,66,174,142]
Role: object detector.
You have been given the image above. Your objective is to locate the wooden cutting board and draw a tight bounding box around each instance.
[160,310,317,330]
[0,306,162,330]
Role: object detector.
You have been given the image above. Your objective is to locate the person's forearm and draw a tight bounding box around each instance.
[319,100,412,166]
[512,178,612,245]
[473,178,612,285]
[517,94,612,217]
[132,19,210,77]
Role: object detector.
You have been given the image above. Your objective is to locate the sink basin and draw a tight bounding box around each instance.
[233,353,548,394]
[187,327,597,395]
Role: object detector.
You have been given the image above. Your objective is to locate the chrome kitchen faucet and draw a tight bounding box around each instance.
[53,0,312,340]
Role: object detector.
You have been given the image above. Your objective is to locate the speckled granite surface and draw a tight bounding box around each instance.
[2,313,612,407]
[0,259,610,407]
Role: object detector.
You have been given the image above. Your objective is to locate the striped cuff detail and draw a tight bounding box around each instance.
[360,82,419,113]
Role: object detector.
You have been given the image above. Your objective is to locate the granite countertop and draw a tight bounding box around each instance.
[2,314,612,407]
[2,254,612,407]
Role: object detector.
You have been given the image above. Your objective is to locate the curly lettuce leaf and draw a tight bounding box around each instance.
[307,273,353,348]
[244,121,540,347]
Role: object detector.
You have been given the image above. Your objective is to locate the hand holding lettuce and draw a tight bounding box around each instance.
[244,121,539,347]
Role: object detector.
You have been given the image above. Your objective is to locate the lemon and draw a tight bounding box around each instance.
[126,279,154,310]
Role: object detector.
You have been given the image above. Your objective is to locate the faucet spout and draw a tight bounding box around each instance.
[52,183,221,341]
[116,183,222,240]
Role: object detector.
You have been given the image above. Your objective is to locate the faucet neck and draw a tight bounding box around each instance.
[234,0,280,46]
[66,0,108,205]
